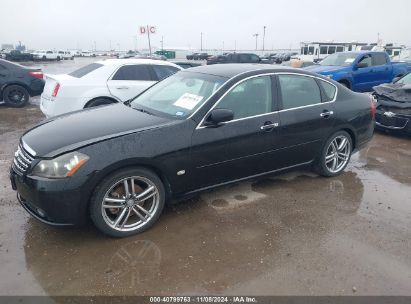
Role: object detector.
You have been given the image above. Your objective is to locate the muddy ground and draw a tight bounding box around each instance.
[0,58,410,296]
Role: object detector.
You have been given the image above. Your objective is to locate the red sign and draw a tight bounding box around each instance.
[140,26,156,35]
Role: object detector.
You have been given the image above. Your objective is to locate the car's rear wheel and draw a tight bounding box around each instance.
[3,85,29,107]
[90,168,165,237]
[85,98,115,108]
[316,131,352,177]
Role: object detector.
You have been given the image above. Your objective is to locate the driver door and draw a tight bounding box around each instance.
[352,54,375,92]
[189,75,281,189]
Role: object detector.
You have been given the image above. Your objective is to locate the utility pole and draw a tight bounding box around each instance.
[109,40,112,51]
[262,26,266,52]
[234,40,236,52]
[200,32,203,51]
[253,33,259,50]
[94,41,96,52]
[160,36,164,52]
[146,25,152,55]
[222,41,224,52]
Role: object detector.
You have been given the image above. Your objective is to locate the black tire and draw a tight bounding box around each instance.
[85,98,115,108]
[42,55,46,60]
[315,131,353,177]
[57,56,61,61]
[3,85,29,107]
[90,167,166,237]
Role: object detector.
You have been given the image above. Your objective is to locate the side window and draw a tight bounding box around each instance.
[308,46,314,55]
[320,46,328,54]
[239,54,251,62]
[250,55,260,63]
[112,65,152,81]
[336,46,344,52]
[152,65,179,81]
[216,76,272,120]
[358,55,372,67]
[47,51,53,54]
[328,46,336,54]
[372,53,388,66]
[278,75,322,110]
[318,80,337,102]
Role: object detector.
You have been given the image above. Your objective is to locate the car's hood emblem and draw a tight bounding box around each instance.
[383,111,396,118]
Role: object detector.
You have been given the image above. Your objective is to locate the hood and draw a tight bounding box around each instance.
[373,83,411,103]
[22,103,173,158]
[304,65,348,74]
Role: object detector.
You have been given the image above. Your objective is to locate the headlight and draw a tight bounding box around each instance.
[31,152,89,178]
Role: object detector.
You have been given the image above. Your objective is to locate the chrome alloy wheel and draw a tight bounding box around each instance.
[325,135,351,174]
[101,176,160,232]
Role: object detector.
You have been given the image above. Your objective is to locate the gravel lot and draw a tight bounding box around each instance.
[0,58,410,296]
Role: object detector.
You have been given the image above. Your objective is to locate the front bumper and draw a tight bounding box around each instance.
[10,169,90,226]
[375,109,411,134]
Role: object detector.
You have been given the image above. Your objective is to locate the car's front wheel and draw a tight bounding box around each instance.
[90,168,165,237]
[316,131,352,177]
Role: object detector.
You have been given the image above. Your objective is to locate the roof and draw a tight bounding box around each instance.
[96,58,179,67]
[185,63,295,78]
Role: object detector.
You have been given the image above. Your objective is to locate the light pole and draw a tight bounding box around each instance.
[234,40,236,52]
[222,41,224,52]
[160,36,164,52]
[262,26,266,52]
[200,32,203,51]
[253,33,259,51]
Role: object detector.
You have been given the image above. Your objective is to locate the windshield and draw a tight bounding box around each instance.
[130,71,227,119]
[396,73,411,85]
[320,53,358,66]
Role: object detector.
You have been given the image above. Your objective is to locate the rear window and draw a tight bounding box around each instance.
[318,80,337,101]
[68,63,103,78]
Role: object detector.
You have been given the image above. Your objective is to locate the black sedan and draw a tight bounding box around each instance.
[0,59,45,107]
[10,64,375,237]
[373,72,411,134]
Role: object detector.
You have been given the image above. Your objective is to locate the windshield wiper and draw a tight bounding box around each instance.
[134,107,155,116]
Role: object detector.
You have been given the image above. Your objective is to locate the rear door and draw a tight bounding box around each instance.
[276,74,337,167]
[190,75,281,189]
[371,53,392,85]
[107,64,156,101]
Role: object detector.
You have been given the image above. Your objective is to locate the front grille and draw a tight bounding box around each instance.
[375,113,409,129]
[12,145,34,175]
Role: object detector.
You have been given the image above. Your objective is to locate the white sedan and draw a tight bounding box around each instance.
[40,59,182,117]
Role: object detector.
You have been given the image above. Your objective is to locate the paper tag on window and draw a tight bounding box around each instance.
[345,58,355,63]
[173,93,203,110]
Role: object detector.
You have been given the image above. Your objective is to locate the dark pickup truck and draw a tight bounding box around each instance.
[206,53,261,65]
[5,50,33,61]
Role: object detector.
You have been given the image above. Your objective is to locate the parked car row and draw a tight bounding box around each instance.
[186,52,210,60]
[9,60,375,237]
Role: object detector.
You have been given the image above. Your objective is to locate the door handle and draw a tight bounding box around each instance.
[320,111,334,118]
[260,122,279,130]
[116,86,129,90]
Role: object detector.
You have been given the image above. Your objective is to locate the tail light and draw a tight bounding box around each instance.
[28,71,44,79]
[370,95,376,119]
[52,83,60,97]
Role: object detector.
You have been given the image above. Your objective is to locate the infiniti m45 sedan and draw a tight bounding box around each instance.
[10,64,375,237]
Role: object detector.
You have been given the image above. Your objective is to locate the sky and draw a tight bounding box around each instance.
[0,0,410,51]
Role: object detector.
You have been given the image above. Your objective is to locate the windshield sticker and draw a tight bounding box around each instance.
[173,93,203,110]
[175,111,185,116]
[345,58,355,63]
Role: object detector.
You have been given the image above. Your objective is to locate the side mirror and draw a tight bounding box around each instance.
[205,109,234,126]
[355,62,368,69]
[392,76,401,83]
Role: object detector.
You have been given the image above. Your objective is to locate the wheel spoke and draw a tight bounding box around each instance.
[120,208,132,229]
[105,197,126,203]
[103,204,125,209]
[132,207,147,221]
[325,153,334,163]
[135,204,150,216]
[135,186,156,202]
[124,180,130,197]
[338,138,348,151]
[131,178,136,195]
[114,207,128,227]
